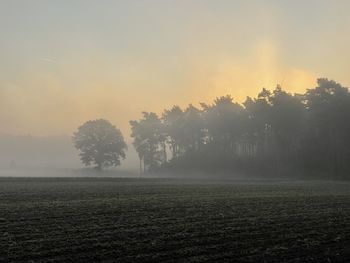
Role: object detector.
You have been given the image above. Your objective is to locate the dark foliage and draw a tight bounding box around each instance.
[130,78,350,178]
[73,119,127,170]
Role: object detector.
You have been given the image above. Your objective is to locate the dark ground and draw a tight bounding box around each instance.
[1,177,350,262]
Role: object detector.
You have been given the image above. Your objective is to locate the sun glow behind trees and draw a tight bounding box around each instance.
[129,78,350,178]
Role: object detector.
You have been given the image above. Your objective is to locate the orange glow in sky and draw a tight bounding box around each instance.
[0,1,349,137]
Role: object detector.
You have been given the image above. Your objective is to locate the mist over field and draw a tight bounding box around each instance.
[0,134,141,177]
[0,134,79,169]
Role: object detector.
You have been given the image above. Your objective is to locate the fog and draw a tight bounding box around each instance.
[1,1,350,179]
[2,78,349,180]
[0,134,140,177]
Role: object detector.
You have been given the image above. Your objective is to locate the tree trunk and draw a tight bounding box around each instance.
[163,143,167,164]
[139,157,142,176]
[96,162,102,172]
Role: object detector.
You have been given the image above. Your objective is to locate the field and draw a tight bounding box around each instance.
[1,177,350,262]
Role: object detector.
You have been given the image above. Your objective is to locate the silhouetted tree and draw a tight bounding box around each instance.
[243,89,272,163]
[130,112,166,173]
[202,95,246,162]
[181,104,205,154]
[303,78,350,177]
[268,86,306,170]
[162,106,185,159]
[73,119,127,171]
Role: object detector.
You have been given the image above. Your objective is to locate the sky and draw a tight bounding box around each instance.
[1,0,350,139]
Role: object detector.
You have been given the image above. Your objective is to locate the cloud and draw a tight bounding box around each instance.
[40,58,56,63]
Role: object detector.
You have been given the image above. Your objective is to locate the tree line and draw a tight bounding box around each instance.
[73,78,350,179]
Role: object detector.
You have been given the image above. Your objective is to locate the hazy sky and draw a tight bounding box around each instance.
[1,0,350,138]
